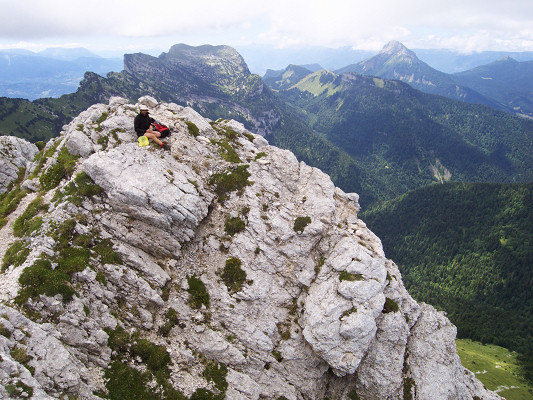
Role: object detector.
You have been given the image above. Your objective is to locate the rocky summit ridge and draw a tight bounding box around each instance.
[0,97,500,399]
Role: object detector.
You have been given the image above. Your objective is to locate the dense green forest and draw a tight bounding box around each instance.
[361,182,533,380]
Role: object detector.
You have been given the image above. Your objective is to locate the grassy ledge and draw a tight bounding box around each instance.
[457,339,533,400]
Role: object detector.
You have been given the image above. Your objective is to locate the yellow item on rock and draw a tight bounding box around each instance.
[138,136,149,147]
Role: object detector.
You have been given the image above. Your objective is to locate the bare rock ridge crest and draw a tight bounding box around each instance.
[0,96,500,399]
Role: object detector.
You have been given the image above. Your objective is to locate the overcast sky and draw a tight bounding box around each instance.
[1,0,532,57]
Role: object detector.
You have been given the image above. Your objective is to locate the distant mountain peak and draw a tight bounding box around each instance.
[38,47,99,60]
[496,55,518,63]
[380,41,416,58]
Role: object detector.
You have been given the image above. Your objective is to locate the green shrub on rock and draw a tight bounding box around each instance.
[339,271,364,282]
[293,216,311,233]
[224,216,245,236]
[220,257,247,293]
[202,362,228,393]
[39,146,80,191]
[16,259,76,304]
[13,196,47,237]
[187,275,210,309]
[130,339,171,374]
[209,165,251,203]
[2,240,30,271]
[383,297,399,313]
[186,121,199,137]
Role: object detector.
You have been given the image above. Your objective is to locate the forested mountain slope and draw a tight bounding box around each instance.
[361,182,533,381]
[269,69,533,206]
[453,57,533,118]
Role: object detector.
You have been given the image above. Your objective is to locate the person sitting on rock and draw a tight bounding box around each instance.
[134,105,170,150]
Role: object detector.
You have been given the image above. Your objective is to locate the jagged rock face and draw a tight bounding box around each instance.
[122,44,277,136]
[162,44,252,80]
[0,97,501,400]
[0,136,38,194]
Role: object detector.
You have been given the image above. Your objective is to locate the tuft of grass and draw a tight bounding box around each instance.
[186,121,199,137]
[293,216,311,233]
[272,350,283,362]
[16,259,77,305]
[0,168,28,225]
[130,339,171,374]
[457,338,533,400]
[96,271,107,286]
[348,390,360,400]
[0,322,11,338]
[106,326,131,355]
[224,216,246,236]
[53,171,103,205]
[39,146,80,191]
[158,308,179,337]
[202,362,228,393]
[277,321,291,340]
[95,112,109,132]
[339,271,364,282]
[105,361,155,400]
[243,132,255,142]
[96,112,109,125]
[52,218,77,250]
[56,247,91,275]
[93,238,123,265]
[315,256,326,275]
[403,377,415,400]
[254,152,267,161]
[220,257,247,293]
[383,297,399,313]
[10,346,32,364]
[13,196,47,237]
[2,240,30,271]
[104,327,187,400]
[189,388,224,400]
[209,165,251,203]
[29,140,60,180]
[187,275,210,309]
[0,189,27,228]
[97,135,109,150]
[74,171,103,196]
[5,380,33,398]
[215,140,241,163]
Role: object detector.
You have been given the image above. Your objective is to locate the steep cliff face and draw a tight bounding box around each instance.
[122,44,278,136]
[0,97,500,400]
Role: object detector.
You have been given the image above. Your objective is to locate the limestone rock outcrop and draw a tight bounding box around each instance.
[0,136,38,194]
[0,97,501,399]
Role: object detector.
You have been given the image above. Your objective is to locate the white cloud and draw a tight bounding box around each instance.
[1,0,533,53]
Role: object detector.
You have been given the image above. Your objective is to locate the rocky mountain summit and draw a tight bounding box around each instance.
[0,97,500,399]
[119,44,278,136]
